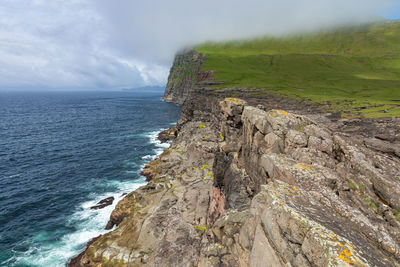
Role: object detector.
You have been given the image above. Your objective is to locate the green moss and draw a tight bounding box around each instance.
[355,182,366,191]
[348,182,356,190]
[195,21,400,118]
[363,197,378,211]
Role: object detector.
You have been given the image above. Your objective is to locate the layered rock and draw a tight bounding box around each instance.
[70,96,400,266]
[163,50,204,105]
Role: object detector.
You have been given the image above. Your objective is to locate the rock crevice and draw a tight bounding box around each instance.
[70,95,400,266]
[69,51,400,267]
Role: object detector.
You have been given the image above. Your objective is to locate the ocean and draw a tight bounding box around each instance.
[0,91,181,266]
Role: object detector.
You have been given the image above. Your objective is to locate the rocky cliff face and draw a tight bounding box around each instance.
[162,50,203,105]
[70,51,400,267]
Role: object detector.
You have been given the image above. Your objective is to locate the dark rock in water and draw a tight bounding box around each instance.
[90,196,114,210]
[69,50,400,267]
[158,126,178,143]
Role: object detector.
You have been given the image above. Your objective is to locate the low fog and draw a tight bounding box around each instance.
[0,0,399,89]
[96,0,399,64]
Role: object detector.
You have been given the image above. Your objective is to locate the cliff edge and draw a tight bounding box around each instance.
[162,50,203,105]
[70,49,400,266]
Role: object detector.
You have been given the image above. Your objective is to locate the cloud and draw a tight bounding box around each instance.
[0,0,398,89]
[95,0,399,64]
[0,0,167,89]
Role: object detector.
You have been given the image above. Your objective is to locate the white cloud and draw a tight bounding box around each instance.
[0,0,167,89]
[0,0,398,90]
[95,0,399,64]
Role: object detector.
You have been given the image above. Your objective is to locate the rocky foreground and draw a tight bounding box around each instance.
[69,91,400,266]
[69,50,400,266]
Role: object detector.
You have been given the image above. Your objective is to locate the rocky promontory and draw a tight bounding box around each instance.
[69,51,400,266]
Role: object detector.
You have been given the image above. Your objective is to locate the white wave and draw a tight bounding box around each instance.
[141,154,153,160]
[12,126,173,267]
[13,179,145,267]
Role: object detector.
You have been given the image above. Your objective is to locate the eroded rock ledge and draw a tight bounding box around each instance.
[69,95,400,267]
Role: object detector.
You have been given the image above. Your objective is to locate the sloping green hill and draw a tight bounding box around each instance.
[196,21,400,118]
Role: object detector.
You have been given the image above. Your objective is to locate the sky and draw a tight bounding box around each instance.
[0,0,399,90]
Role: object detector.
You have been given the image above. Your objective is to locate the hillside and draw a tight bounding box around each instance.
[195,21,400,118]
[70,22,400,267]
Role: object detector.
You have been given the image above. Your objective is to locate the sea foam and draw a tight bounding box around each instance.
[11,127,171,267]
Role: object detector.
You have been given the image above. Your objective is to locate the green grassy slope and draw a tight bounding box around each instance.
[196,21,400,118]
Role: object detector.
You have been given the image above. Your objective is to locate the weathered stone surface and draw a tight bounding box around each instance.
[70,93,400,267]
[157,126,177,143]
[285,129,308,148]
[365,137,400,157]
[242,106,272,135]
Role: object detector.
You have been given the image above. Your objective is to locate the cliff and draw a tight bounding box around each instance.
[70,30,400,265]
[162,50,204,105]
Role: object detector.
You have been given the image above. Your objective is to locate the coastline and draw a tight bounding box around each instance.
[68,51,400,266]
[67,127,176,265]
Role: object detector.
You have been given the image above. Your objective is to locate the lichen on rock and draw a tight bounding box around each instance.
[69,53,400,267]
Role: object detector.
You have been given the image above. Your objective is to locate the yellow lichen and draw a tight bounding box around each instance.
[225,97,243,105]
[294,163,311,170]
[277,110,288,115]
[338,248,359,265]
[200,165,209,170]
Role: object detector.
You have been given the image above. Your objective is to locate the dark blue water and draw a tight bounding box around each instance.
[0,91,181,266]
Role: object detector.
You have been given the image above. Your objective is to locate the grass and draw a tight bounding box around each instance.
[195,21,400,118]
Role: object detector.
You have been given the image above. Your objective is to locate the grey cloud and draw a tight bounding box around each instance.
[0,0,398,89]
[95,0,399,64]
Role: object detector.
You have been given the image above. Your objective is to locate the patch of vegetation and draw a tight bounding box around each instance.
[196,21,400,118]
[393,209,400,222]
[363,197,378,211]
[348,182,356,190]
[355,182,366,191]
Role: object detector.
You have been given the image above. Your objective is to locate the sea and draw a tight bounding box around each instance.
[0,90,181,266]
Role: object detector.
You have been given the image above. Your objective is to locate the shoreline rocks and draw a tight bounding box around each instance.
[69,95,400,266]
[68,50,400,266]
[89,197,114,210]
[157,126,178,143]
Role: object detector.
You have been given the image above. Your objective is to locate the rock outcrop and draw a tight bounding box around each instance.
[163,50,204,105]
[70,93,400,266]
[157,126,178,143]
[90,197,115,210]
[69,50,400,266]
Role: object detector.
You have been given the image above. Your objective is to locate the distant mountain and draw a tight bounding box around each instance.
[122,86,165,92]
